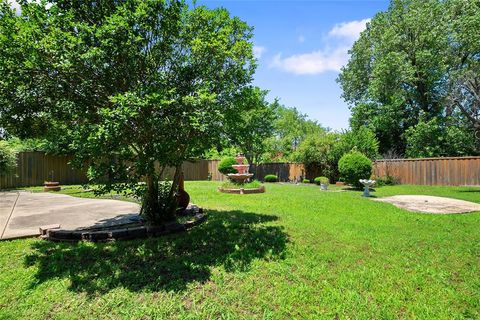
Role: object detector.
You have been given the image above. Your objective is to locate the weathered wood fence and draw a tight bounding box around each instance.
[251,163,304,182]
[374,156,480,186]
[205,161,304,182]
[0,152,88,189]
[3,153,478,189]
[0,153,304,189]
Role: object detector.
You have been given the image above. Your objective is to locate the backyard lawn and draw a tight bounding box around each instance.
[1,182,480,319]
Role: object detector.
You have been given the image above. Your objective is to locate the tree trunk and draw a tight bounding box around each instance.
[245,154,253,166]
[142,173,161,224]
[164,164,182,219]
[140,164,185,225]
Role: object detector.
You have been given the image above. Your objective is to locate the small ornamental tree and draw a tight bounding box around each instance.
[294,132,335,179]
[338,151,372,189]
[0,1,255,224]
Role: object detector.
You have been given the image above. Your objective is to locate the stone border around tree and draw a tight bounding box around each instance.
[218,185,265,194]
[42,206,206,242]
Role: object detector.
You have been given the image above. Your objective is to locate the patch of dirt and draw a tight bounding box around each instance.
[372,195,480,214]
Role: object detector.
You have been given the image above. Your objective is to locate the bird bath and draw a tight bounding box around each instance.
[359,179,376,197]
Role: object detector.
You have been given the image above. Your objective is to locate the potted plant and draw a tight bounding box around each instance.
[44,170,61,192]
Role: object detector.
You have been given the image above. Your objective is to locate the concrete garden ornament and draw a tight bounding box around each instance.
[218,154,265,194]
[227,154,254,183]
[359,179,376,197]
[319,177,329,191]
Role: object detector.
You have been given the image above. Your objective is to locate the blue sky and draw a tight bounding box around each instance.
[198,0,390,130]
[9,0,390,130]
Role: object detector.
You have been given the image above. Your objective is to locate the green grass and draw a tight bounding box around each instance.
[220,179,262,189]
[1,182,480,319]
[23,185,137,203]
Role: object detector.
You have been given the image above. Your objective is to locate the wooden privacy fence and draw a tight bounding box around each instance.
[0,153,305,188]
[0,152,88,189]
[374,156,480,186]
[6,153,478,188]
[251,163,304,182]
[0,153,215,189]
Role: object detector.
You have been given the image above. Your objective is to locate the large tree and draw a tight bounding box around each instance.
[224,87,277,164]
[447,0,480,147]
[0,0,255,224]
[264,105,325,162]
[338,0,449,154]
[339,0,480,156]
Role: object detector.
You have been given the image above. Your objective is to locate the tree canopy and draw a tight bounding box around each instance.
[0,0,256,223]
[338,0,480,155]
[224,87,277,164]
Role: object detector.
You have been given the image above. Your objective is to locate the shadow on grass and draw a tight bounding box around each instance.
[458,189,480,193]
[24,210,288,295]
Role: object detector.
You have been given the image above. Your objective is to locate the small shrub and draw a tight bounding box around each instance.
[221,180,262,189]
[264,174,278,183]
[302,179,311,184]
[0,141,17,176]
[376,175,399,187]
[338,151,372,189]
[218,157,238,175]
[314,176,329,185]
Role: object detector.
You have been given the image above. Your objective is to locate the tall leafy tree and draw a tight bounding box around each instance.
[404,115,476,158]
[447,0,480,146]
[264,105,325,161]
[0,0,255,224]
[293,132,338,179]
[338,0,449,154]
[224,87,277,164]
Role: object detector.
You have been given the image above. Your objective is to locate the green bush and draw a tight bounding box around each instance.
[0,141,17,176]
[302,179,311,184]
[338,151,372,189]
[264,174,278,183]
[218,157,238,175]
[376,175,399,187]
[221,180,261,189]
[314,176,329,185]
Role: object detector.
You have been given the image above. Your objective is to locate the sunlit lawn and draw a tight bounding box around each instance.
[1,182,479,319]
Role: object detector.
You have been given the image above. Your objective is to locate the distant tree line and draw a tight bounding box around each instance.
[205,92,380,182]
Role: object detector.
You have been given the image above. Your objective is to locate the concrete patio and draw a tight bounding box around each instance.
[0,191,140,240]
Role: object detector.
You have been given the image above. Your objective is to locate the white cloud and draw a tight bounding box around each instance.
[253,46,266,59]
[270,19,370,75]
[8,0,21,13]
[328,19,371,41]
[8,1,53,14]
[271,46,349,75]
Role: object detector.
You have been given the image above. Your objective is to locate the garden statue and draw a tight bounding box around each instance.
[359,179,376,197]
